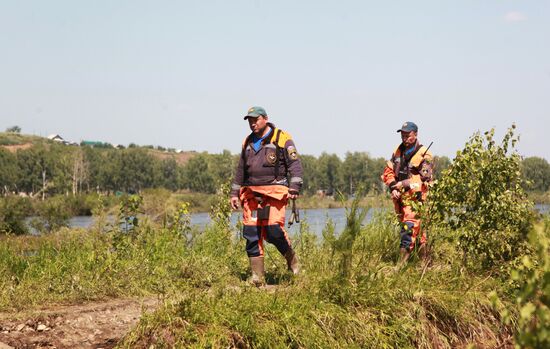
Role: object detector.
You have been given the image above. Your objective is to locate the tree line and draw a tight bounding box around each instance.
[0,144,229,196]
[1,140,548,198]
[0,143,392,197]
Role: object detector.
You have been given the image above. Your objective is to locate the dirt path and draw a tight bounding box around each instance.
[0,297,159,349]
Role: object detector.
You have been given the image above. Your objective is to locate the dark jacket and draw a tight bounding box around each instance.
[231,123,303,197]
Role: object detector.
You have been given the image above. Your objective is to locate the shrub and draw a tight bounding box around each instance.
[0,196,32,235]
[30,196,73,234]
[429,126,533,269]
[511,216,550,348]
[117,194,144,235]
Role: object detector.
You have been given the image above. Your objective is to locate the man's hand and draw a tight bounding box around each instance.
[230,196,240,210]
[391,189,401,200]
[288,190,299,200]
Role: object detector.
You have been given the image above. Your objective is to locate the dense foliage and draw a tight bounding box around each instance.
[429,126,533,269]
[0,132,462,200]
[0,133,407,197]
[522,156,550,192]
[0,141,234,195]
[0,196,31,235]
[511,219,550,348]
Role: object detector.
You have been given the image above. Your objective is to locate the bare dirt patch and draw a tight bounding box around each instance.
[0,297,159,349]
[1,143,33,153]
[149,150,196,165]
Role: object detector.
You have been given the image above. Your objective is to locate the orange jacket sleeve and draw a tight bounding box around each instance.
[381,160,398,189]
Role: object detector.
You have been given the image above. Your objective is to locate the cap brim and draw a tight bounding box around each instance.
[244,114,262,120]
[397,128,416,133]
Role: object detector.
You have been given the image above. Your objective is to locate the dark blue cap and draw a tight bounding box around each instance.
[397,121,418,133]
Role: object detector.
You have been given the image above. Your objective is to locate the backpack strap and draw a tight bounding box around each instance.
[241,135,251,182]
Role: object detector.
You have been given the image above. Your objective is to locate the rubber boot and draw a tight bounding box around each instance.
[284,249,300,275]
[396,247,411,271]
[249,256,265,286]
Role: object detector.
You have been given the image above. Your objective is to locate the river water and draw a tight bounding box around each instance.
[65,207,378,236]
[61,204,550,237]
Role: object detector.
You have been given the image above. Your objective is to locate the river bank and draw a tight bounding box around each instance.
[3,199,545,347]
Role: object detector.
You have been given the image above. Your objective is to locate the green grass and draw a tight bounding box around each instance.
[0,132,49,146]
[0,225,192,309]
[0,195,523,348]
[119,201,515,348]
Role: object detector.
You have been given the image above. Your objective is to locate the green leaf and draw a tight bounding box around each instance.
[520,302,536,320]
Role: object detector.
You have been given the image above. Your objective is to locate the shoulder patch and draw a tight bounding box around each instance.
[287,145,298,160]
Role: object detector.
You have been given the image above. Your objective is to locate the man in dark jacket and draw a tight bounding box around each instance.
[230,106,303,285]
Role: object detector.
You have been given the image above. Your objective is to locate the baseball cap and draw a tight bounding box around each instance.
[244,106,267,119]
[397,121,418,133]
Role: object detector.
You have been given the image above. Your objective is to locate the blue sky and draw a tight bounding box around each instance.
[1,1,549,160]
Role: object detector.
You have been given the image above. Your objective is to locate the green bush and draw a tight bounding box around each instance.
[0,196,32,235]
[30,196,73,234]
[511,217,550,348]
[429,126,533,269]
[64,194,101,216]
[117,194,144,235]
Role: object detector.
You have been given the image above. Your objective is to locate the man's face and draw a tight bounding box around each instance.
[247,116,268,135]
[401,131,417,147]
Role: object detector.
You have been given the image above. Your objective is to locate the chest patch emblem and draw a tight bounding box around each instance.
[266,151,277,165]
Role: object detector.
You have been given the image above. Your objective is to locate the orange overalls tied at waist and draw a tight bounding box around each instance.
[239,185,292,257]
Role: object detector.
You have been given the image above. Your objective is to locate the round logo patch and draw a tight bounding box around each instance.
[287,146,298,160]
[266,151,277,165]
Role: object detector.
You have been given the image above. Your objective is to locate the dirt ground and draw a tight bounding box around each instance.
[0,297,159,349]
[1,143,33,153]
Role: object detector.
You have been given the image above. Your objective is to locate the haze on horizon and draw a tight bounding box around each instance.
[1,1,549,160]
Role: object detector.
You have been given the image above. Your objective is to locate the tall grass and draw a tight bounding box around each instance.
[117,196,513,348]
[0,191,521,347]
[0,224,192,309]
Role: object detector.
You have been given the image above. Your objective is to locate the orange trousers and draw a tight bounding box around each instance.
[240,185,292,257]
[393,199,427,251]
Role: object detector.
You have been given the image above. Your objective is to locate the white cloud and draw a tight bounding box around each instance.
[504,11,527,23]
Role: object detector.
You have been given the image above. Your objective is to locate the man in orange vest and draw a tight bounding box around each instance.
[381,122,433,265]
[230,106,303,286]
